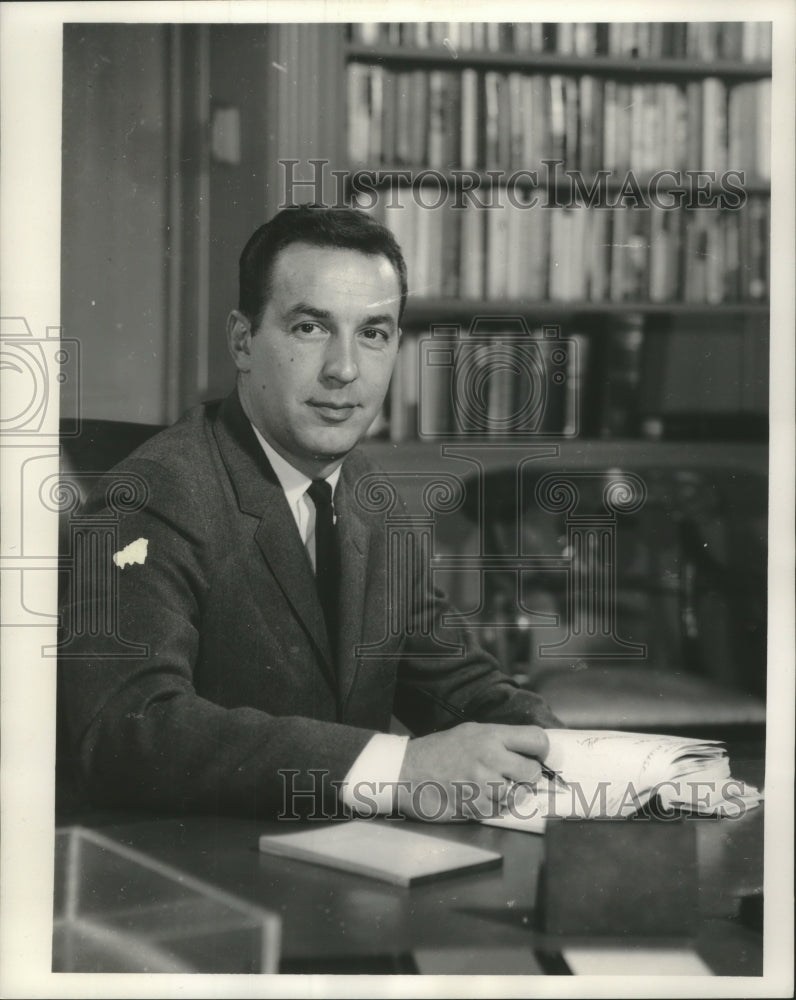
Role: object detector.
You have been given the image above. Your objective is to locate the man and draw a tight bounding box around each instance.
[59,205,559,822]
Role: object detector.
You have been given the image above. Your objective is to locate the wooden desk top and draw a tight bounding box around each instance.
[94,799,764,976]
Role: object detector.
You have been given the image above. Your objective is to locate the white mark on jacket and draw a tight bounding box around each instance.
[113,537,149,568]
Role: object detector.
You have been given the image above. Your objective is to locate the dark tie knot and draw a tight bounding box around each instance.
[307,478,333,512]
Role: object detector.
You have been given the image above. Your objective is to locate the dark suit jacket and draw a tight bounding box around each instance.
[59,390,558,817]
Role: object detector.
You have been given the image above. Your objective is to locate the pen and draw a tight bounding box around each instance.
[413,686,569,790]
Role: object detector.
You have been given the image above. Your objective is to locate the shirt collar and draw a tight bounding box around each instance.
[250,423,342,504]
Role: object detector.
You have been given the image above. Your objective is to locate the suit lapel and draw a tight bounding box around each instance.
[213,392,334,682]
[335,461,372,714]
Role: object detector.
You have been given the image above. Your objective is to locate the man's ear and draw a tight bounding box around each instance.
[227,310,253,372]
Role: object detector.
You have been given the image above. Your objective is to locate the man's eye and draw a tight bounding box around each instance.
[361,328,389,343]
[294,322,324,336]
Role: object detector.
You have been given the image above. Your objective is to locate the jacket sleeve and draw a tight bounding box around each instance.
[392,562,562,734]
[58,457,374,819]
[393,604,563,736]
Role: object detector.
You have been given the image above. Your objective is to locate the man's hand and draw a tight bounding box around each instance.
[395,723,550,822]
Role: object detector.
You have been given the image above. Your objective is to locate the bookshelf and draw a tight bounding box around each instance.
[338,21,771,447]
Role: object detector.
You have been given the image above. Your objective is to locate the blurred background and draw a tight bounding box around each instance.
[60,20,770,735]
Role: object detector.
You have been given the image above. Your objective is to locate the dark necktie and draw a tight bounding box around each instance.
[307,479,340,659]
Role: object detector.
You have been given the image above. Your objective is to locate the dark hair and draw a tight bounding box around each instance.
[238,205,408,328]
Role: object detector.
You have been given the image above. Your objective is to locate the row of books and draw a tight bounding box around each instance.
[374,315,768,443]
[348,66,771,179]
[348,21,773,62]
[360,194,770,304]
[374,327,587,442]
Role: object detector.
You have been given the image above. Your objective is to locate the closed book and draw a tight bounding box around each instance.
[548,75,566,163]
[507,72,524,169]
[705,208,725,304]
[381,70,396,166]
[556,22,574,54]
[574,22,596,56]
[578,76,595,176]
[414,193,432,298]
[685,81,703,170]
[548,209,564,300]
[625,206,650,301]
[395,70,412,166]
[486,336,516,436]
[570,208,588,301]
[723,208,741,301]
[460,69,478,169]
[702,77,727,175]
[368,65,383,164]
[629,83,645,173]
[648,206,667,302]
[441,198,461,299]
[496,72,512,168]
[609,207,628,303]
[347,63,371,165]
[562,76,579,171]
[459,201,485,299]
[747,197,768,300]
[484,71,500,169]
[427,70,446,168]
[614,82,632,172]
[529,75,549,164]
[442,70,462,169]
[409,69,429,165]
[602,80,618,170]
[522,204,545,300]
[486,204,509,298]
[588,207,609,302]
[424,196,445,298]
[520,75,536,165]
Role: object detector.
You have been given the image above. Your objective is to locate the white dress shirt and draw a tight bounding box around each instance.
[251,424,409,815]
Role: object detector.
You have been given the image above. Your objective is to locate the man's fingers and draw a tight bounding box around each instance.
[498,750,544,786]
[498,725,550,762]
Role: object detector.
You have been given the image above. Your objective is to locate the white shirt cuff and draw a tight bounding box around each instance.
[340,733,410,816]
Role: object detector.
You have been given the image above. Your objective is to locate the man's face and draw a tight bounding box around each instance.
[232,242,401,478]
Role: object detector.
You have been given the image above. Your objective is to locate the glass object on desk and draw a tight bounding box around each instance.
[53,826,281,973]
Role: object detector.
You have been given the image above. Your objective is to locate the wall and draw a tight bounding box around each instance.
[61,23,346,422]
[61,25,169,424]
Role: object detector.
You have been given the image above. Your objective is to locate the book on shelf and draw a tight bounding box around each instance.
[347,63,771,179]
[362,187,770,306]
[347,21,772,61]
[394,321,587,443]
[598,313,645,438]
[481,728,764,835]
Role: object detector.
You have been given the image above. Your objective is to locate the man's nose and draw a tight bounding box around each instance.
[322,333,359,384]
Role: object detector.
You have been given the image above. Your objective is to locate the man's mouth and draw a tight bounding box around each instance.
[307,401,360,422]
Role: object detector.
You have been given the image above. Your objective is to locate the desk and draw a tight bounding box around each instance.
[81,790,763,976]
